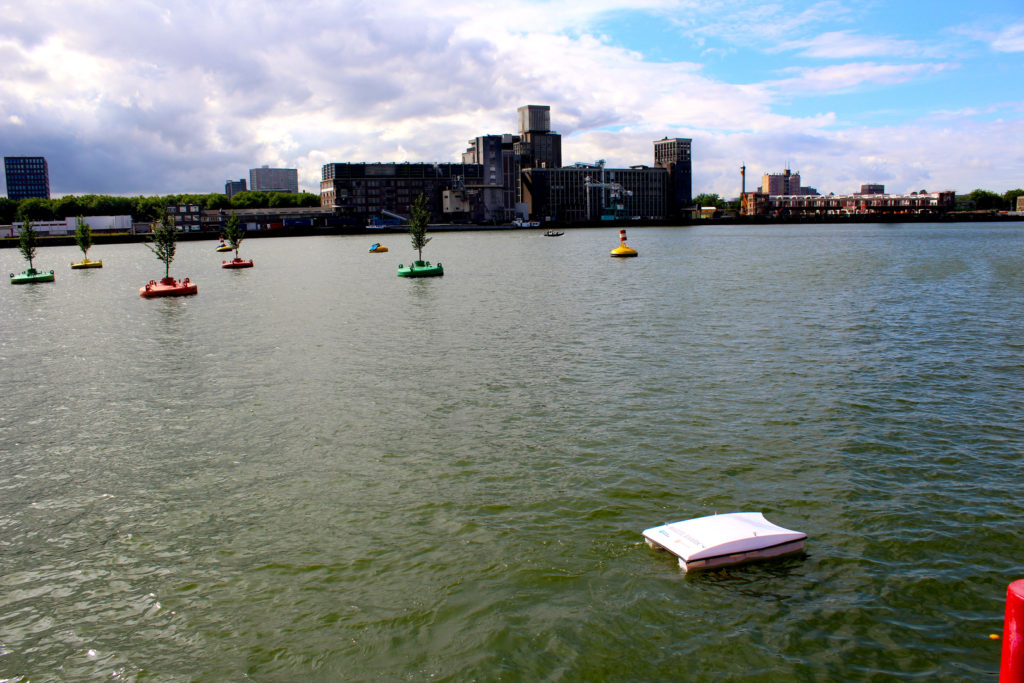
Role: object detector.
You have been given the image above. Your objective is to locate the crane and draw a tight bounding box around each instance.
[585,164,633,221]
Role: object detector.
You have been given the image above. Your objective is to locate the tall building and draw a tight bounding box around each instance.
[249,166,299,193]
[461,134,520,222]
[856,184,885,195]
[653,138,692,215]
[514,105,561,170]
[761,169,809,195]
[225,178,247,198]
[4,156,50,201]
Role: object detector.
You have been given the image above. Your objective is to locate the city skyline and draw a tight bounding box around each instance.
[1,1,1021,199]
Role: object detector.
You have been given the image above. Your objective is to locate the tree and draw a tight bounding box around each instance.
[54,195,85,219]
[17,198,54,222]
[146,214,177,280]
[408,193,431,262]
[19,220,38,270]
[693,193,725,208]
[967,189,1004,211]
[223,212,244,258]
[1004,188,1024,211]
[74,216,93,258]
[0,197,16,225]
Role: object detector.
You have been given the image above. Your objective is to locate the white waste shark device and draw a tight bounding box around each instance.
[642,512,806,572]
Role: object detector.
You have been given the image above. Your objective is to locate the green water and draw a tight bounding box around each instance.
[1,224,1022,681]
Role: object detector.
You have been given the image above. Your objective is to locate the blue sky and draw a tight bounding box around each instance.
[1,0,1021,199]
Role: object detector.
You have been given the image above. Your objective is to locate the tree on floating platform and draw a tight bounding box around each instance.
[74,216,93,259]
[223,212,244,259]
[18,220,38,270]
[408,193,431,263]
[146,214,177,279]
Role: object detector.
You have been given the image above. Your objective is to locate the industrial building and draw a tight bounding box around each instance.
[522,162,669,222]
[320,162,484,223]
[5,156,50,201]
[318,104,691,225]
[514,105,562,172]
[460,134,522,223]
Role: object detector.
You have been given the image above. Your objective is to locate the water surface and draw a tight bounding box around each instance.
[1,224,1022,680]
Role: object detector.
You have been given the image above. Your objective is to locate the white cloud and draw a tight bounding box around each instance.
[769,61,957,94]
[992,22,1024,52]
[0,0,1020,200]
[780,30,935,59]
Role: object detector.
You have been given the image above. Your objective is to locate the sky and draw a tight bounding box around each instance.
[1,0,1022,199]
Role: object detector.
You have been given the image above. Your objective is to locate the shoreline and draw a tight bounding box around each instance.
[2,212,1020,249]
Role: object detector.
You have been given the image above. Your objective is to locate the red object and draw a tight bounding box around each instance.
[221,257,254,269]
[1002,580,1024,682]
[139,276,197,298]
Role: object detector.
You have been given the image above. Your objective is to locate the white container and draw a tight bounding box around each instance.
[642,512,806,571]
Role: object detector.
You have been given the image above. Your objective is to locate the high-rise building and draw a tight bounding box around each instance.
[225,178,247,198]
[514,105,561,170]
[653,138,692,215]
[857,184,885,195]
[249,166,299,193]
[4,156,50,201]
[462,134,520,222]
[761,169,810,195]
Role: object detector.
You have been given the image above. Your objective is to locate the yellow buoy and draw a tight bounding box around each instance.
[610,229,637,257]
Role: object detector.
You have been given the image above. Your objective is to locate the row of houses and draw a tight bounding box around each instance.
[741,191,957,217]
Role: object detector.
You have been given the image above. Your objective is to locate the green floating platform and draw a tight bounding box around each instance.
[10,268,55,284]
[397,260,444,278]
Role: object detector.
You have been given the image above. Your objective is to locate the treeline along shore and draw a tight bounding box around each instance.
[2,211,1021,250]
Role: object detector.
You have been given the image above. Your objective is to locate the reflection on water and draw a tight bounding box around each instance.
[1,224,1022,680]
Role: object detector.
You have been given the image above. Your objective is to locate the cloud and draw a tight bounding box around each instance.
[769,61,956,94]
[992,22,1024,52]
[0,0,1020,201]
[779,30,937,59]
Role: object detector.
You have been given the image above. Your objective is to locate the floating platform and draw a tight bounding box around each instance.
[369,243,389,252]
[10,268,55,284]
[139,276,197,298]
[71,258,103,269]
[397,260,444,278]
[642,512,806,572]
[221,257,254,269]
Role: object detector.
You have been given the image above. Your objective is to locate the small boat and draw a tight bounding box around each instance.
[643,512,806,572]
[543,231,564,237]
[221,257,254,269]
[397,260,444,278]
[71,258,103,269]
[10,268,55,284]
[369,243,389,253]
[139,276,197,298]
[610,228,638,257]
[216,243,232,252]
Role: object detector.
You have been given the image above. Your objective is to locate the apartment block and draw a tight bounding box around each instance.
[5,156,50,201]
